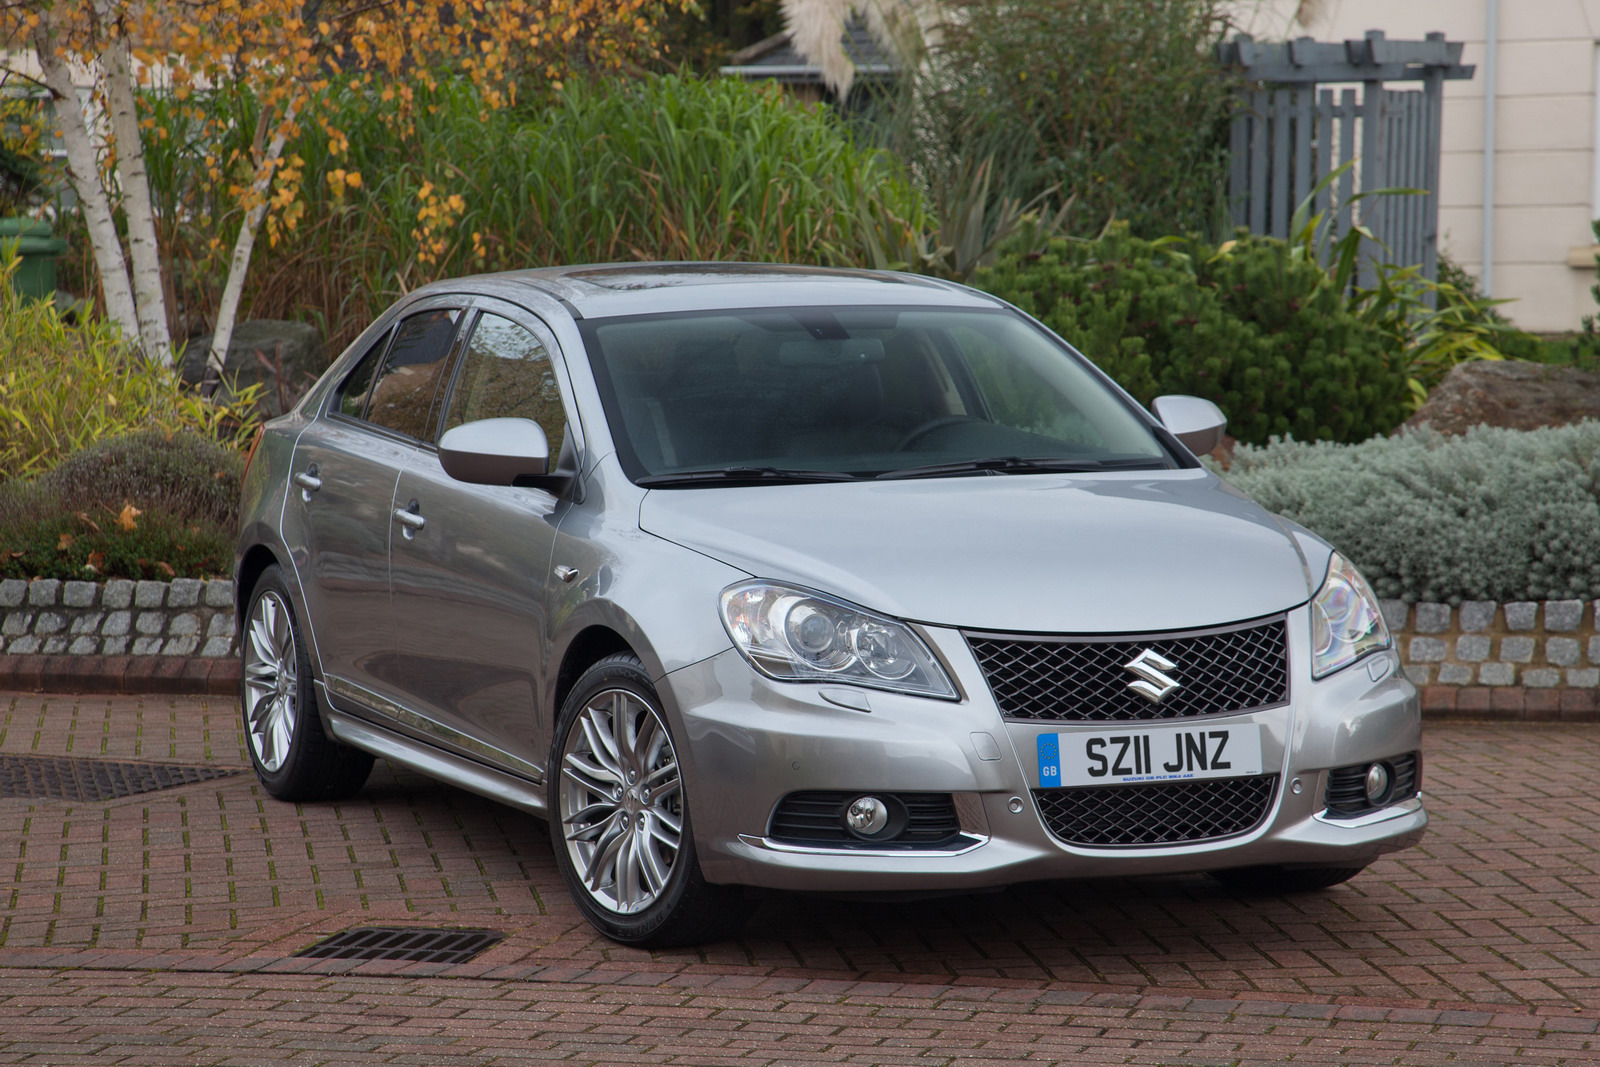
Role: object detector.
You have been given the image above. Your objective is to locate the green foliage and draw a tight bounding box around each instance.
[1220,424,1600,603]
[159,73,931,355]
[0,250,262,480]
[0,431,240,580]
[972,226,1411,444]
[905,0,1234,241]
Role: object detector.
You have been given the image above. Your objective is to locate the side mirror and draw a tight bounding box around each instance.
[1152,395,1227,456]
[439,417,557,488]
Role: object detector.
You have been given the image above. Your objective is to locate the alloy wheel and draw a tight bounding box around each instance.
[243,589,299,773]
[559,689,683,915]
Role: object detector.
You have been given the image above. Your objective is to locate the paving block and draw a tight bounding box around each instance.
[101,579,134,609]
[163,635,200,657]
[1456,634,1491,662]
[1478,662,1515,686]
[1438,662,1474,685]
[1548,637,1582,667]
[1407,636,1448,662]
[206,613,232,638]
[201,636,233,658]
[67,636,98,655]
[0,578,25,608]
[135,612,165,636]
[33,612,65,635]
[1568,668,1600,688]
[1412,603,1450,633]
[101,636,128,656]
[1545,599,1585,632]
[69,612,104,635]
[1500,636,1536,663]
[169,613,201,636]
[101,611,131,637]
[1504,602,1538,631]
[8,635,41,654]
[1402,663,1433,685]
[168,578,202,608]
[1378,599,1409,632]
[131,636,163,655]
[61,580,98,608]
[134,580,166,608]
[1523,668,1561,688]
[2,612,31,637]
[40,636,66,655]
[1458,601,1497,631]
[27,579,60,607]
[204,579,235,608]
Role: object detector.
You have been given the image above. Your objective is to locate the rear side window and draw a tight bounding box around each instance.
[443,312,568,472]
[335,329,390,419]
[364,309,461,440]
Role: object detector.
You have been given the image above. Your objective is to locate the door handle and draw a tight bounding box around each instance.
[554,564,580,584]
[393,502,426,539]
[293,466,321,500]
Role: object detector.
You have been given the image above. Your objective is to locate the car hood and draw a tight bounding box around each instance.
[637,470,1326,633]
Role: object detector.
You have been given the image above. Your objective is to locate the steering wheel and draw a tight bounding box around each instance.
[896,415,983,451]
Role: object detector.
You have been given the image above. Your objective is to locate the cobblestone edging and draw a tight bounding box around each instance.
[0,578,236,658]
[1381,597,1598,689]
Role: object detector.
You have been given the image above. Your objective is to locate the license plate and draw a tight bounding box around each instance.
[1037,723,1262,787]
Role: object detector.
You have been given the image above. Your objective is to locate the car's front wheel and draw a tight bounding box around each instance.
[241,565,373,801]
[549,653,749,946]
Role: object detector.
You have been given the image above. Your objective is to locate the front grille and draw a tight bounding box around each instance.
[967,618,1289,722]
[769,791,964,849]
[1032,775,1278,847]
[1323,753,1421,818]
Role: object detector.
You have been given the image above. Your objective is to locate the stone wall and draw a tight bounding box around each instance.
[1381,599,1596,690]
[0,579,236,658]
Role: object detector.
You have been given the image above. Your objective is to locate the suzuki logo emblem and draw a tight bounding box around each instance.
[1124,649,1181,703]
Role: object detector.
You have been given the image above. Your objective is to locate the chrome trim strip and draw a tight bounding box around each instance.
[324,674,544,784]
[1312,794,1425,828]
[324,709,547,817]
[737,833,989,858]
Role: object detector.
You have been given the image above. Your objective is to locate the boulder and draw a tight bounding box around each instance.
[180,319,325,417]
[1404,360,1600,435]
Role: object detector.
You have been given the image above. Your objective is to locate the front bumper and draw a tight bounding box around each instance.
[665,610,1426,892]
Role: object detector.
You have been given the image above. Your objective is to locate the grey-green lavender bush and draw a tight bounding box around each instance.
[1218,423,1600,603]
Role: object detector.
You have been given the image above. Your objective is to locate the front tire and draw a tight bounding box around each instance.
[241,565,373,801]
[549,653,749,946]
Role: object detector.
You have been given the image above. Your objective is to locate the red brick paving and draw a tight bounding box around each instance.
[0,692,1597,1063]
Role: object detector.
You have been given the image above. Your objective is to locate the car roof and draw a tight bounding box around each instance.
[405,262,1004,318]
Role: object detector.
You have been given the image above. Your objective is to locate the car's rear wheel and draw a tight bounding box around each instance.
[1210,864,1366,894]
[549,653,749,946]
[241,565,373,801]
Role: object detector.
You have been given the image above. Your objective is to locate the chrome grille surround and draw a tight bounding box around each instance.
[966,617,1290,722]
[1032,775,1279,847]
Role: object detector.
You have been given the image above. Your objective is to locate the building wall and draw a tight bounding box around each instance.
[1229,0,1600,333]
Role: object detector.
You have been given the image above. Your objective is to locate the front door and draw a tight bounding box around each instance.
[387,304,577,782]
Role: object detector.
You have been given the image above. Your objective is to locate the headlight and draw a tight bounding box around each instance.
[719,581,958,699]
[1309,553,1391,679]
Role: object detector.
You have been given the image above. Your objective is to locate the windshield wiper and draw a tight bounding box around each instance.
[637,466,859,488]
[875,456,1165,480]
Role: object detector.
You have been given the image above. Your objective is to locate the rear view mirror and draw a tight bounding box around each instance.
[439,417,554,487]
[1152,395,1227,455]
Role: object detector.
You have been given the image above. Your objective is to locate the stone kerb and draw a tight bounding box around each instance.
[0,578,236,658]
[1382,598,1597,690]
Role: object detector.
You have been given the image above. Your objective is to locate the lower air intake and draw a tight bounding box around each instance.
[1033,775,1278,847]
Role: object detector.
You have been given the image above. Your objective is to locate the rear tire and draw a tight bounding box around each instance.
[1209,864,1366,894]
[240,565,374,801]
[548,653,751,946]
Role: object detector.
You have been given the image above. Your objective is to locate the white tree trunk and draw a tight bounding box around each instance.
[32,28,140,340]
[207,108,294,383]
[100,32,172,364]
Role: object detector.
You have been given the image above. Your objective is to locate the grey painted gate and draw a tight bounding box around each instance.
[1216,31,1473,286]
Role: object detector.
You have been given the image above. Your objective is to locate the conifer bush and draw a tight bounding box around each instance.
[972,227,1412,445]
[1219,423,1600,603]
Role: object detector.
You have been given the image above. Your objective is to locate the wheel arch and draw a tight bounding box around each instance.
[234,542,282,637]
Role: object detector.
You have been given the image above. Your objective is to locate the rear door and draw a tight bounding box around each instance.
[386,300,579,780]
[286,300,464,710]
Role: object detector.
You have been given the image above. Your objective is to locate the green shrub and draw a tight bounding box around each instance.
[972,227,1412,444]
[903,0,1234,240]
[1219,423,1600,603]
[0,253,260,479]
[148,73,933,355]
[0,431,240,581]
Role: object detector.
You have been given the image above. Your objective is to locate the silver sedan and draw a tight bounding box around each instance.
[235,264,1426,945]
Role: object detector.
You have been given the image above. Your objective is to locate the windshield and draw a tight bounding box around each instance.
[581,306,1173,483]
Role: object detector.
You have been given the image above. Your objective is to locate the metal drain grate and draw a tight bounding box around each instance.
[0,754,242,801]
[295,926,505,965]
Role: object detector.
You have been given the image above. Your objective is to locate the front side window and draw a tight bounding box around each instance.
[364,308,461,440]
[581,306,1171,482]
[335,329,391,419]
[443,312,568,472]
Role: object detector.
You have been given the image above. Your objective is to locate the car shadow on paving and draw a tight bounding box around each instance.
[0,692,1596,1012]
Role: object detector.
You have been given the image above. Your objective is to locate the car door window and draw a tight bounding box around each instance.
[444,312,568,471]
[364,308,461,440]
[335,329,391,419]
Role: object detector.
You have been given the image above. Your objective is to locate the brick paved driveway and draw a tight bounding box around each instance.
[0,691,1596,1064]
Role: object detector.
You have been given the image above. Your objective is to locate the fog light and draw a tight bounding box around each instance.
[1365,763,1391,805]
[846,796,890,836]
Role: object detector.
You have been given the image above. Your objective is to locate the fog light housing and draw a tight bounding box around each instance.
[846,796,890,836]
[1365,763,1391,805]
